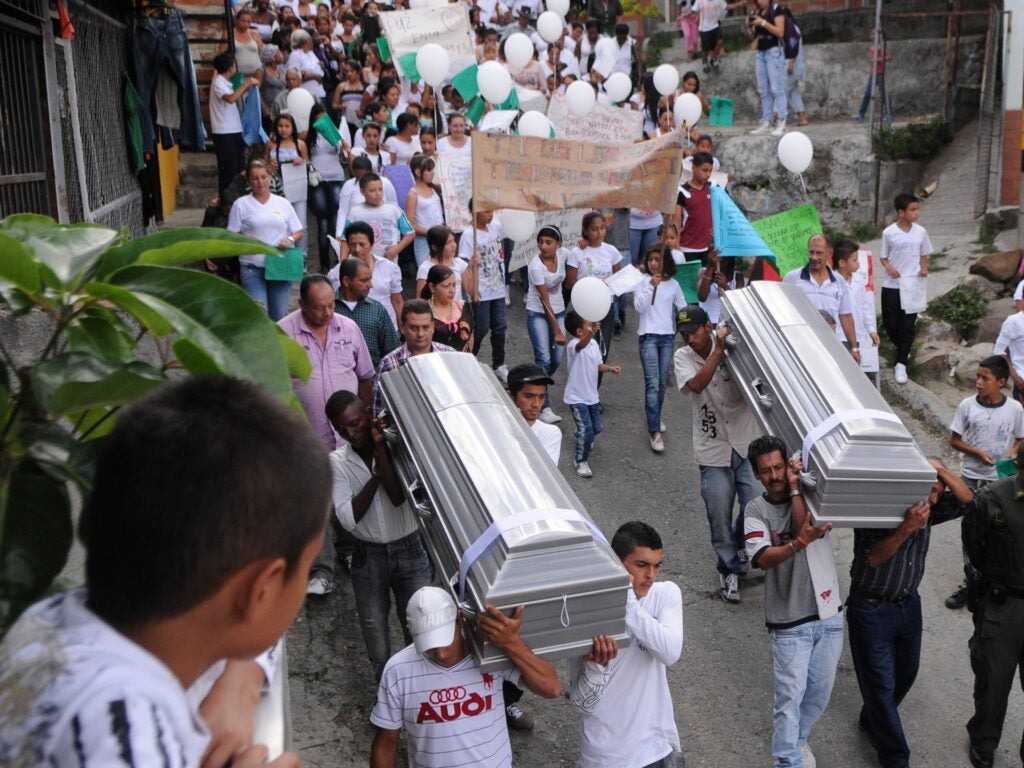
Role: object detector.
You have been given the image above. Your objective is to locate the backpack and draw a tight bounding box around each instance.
[779,6,802,60]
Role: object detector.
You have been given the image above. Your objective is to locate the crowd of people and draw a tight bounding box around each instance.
[10,2,1024,768]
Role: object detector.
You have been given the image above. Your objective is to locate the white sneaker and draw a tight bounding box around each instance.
[306,576,333,596]
[750,120,772,135]
[801,743,816,768]
[575,461,593,478]
[539,407,561,424]
[660,421,667,433]
[719,573,741,604]
[494,364,509,384]
[650,433,665,453]
[894,363,908,384]
[504,285,511,306]
[771,119,787,136]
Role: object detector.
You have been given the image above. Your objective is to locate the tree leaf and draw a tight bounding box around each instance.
[93,228,278,278]
[29,353,165,415]
[64,315,137,366]
[277,327,313,383]
[83,281,175,336]
[0,231,42,294]
[0,214,119,288]
[103,265,297,404]
[0,460,73,625]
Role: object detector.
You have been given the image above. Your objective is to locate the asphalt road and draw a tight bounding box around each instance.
[285,286,1024,768]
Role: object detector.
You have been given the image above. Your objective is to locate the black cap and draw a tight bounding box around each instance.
[506,363,555,387]
[676,305,709,333]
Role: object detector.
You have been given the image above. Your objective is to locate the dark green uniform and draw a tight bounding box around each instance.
[963,472,1024,761]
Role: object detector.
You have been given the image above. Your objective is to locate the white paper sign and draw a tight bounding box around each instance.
[280,162,308,203]
[434,154,473,233]
[546,91,643,144]
[379,5,475,63]
[605,264,644,296]
[477,110,519,134]
[859,343,880,373]
[899,275,928,314]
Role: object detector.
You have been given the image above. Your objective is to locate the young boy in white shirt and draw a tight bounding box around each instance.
[564,310,621,478]
[0,377,332,767]
[880,192,932,384]
[340,173,414,261]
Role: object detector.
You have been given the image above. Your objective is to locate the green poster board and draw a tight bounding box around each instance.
[751,204,823,277]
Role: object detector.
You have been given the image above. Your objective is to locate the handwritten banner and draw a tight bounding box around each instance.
[750,203,822,275]
[508,210,585,272]
[434,154,473,233]
[546,91,643,145]
[711,186,774,259]
[379,6,474,64]
[472,132,684,214]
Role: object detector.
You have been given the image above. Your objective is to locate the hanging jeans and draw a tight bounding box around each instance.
[131,10,206,151]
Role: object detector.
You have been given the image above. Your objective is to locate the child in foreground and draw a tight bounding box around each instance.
[0,376,332,767]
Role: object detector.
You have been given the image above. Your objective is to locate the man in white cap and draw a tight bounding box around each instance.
[370,587,561,767]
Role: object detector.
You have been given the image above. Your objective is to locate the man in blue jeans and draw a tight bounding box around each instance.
[326,389,433,681]
[673,306,760,603]
[847,459,972,768]
[745,435,844,768]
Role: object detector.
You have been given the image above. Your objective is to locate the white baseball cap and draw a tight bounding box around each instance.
[406,587,458,653]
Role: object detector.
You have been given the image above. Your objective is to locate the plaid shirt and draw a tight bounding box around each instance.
[334,296,400,369]
[372,343,454,417]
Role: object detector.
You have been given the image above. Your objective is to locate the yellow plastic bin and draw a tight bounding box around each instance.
[709,97,734,127]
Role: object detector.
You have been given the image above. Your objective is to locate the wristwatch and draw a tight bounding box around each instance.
[789,488,802,498]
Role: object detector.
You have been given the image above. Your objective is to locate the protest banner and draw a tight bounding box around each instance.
[508,209,585,272]
[472,133,684,214]
[434,154,472,233]
[379,6,474,65]
[546,92,643,144]
[749,204,822,276]
[710,186,774,259]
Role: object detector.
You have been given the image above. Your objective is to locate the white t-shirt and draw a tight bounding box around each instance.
[227,193,304,267]
[417,258,468,303]
[633,275,687,336]
[336,176,399,231]
[564,336,602,406]
[437,136,473,157]
[210,74,242,135]
[0,590,209,767]
[880,221,932,291]
[525,252,567,314]
[673,336,761,466]
[458,222,506,302]
[568,242,622,282]
[370,255,404,329]
[344,202,414,258]
[697,0,726,30]
[383,135,422,164]
[950,395,1024,481]
[629,207,663,231]
[531,419,562,465]
[569,582,683,768]
[371,644,521,768]
[845,270,877,342]
[350,145,393,172]
[994,312,1024,379]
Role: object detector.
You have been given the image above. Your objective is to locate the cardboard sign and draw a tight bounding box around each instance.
[546,91,643,145]
[750,204,822,276]
[434,154,473,233]
[472,132,684,214]
[710,186,774,259]
[379,5,474,67]
[508,211,584,272]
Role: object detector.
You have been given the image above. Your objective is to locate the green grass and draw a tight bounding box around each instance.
[974,213,1002,254]
[873,117,952,162]
[926,286,988,340]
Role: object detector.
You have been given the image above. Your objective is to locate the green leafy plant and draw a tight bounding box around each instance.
[0,215,311,632]
[873,117,951,162]
[926,286,988,340]
[621,0,661,17]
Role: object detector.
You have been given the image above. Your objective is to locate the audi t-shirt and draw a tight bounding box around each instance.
[371,644,522,767]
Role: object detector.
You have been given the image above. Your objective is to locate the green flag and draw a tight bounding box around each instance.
[313,113,343,148]
[396,52,421,83]
[376,36,391,62]
[451,64,479,102]
[494,87,519,111]
[673,261,703,304]
[465,96,486,127]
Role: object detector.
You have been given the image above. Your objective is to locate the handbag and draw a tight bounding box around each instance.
[264,247,304,281]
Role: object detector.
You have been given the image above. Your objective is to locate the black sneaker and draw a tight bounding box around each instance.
[946,582,968,610]
[969,741,994,768]
[711,58,720,73]
[702,61,710,74]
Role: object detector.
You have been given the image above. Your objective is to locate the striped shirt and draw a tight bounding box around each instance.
[335,296,401,369]
[0,590,209,767]
[849,491,973,601]
[371,644,521,767]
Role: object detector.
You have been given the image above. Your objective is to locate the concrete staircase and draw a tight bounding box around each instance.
[176,151,219,210]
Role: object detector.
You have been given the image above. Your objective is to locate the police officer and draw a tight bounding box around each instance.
[963,441,1024,768]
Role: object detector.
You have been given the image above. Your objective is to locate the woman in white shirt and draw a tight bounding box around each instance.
[437,114,472,156]
[286,30,325,98]
[566,210,623,379]
[634,246,687,453]
[415,225,470,302]
[227,159,304,321]
[406,154,445,266]
[526,225,569,423]
[305,102,349,273]
[383,113,422,164]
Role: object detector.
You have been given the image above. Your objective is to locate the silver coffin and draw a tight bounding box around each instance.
[377,352,630,671]
[720,282,934,528]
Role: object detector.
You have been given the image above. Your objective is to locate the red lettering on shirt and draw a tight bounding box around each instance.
[415,693,494,724]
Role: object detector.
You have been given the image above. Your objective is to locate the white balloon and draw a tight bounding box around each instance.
[777,131,814,174]
[673,92,702,127]
[505,33,534,70]
[536,11,563,43]
[499,209,537,242]
[286,88,315,133]
[477,60,513,104]
[653,64,680,97]
[416,44,450,87]
[546,0,570,16]
[571,276,613,322]
[518,110,552,138]
[604,72,632,103]
[565,80,596,117]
